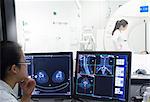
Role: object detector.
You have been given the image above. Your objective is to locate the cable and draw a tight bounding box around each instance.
[139,83,150,97]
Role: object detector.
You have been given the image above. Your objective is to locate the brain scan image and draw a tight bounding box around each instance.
[95,55,115,76]
[79,55,95,74]
[52,70,65,83]
[77,75,94,94]
[80,78,91,89]
[35,70,49,84]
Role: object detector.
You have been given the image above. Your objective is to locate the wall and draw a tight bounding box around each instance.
[15,0,81,53]
[80,0,108,29]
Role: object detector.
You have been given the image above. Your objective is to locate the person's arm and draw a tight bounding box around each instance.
[19,78,36,102]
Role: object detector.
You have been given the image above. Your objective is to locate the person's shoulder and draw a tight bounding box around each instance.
[114,30,120,34]
[113,30,121,37]
[112,30,120,38]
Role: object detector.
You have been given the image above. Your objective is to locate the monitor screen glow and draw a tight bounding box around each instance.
[23,52,73,98]
[75,51,131,101]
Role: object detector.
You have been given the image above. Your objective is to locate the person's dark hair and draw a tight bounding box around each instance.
[112,19,128,35]
[0,41,22,80]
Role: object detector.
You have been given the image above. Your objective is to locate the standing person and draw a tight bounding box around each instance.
[0,41,36,102]
[112,19,130,51]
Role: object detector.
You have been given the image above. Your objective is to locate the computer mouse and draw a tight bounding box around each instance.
[135,69,147,75]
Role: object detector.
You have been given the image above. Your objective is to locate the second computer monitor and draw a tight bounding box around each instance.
[75,51,131,101]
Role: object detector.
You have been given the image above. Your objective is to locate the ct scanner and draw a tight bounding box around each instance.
[104,0,150,53]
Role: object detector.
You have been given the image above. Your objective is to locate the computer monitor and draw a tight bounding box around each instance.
[22,52,73,98]
[74,51,131,101]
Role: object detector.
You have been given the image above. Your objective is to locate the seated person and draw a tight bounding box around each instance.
[0,41,36,102]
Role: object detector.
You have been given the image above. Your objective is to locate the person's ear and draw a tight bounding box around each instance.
[9,64,19,74]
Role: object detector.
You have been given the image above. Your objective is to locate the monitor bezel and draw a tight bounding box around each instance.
[19,52,73,99]
[74,51,131,102]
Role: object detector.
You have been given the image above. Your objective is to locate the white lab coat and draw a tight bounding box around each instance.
[0,80,18,102]
[112,30,131,51]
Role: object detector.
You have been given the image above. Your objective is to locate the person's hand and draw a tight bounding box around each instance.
[19,78,36,102]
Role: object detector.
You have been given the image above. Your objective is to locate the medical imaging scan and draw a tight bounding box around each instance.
[75,51,131,102]
[24,52,73,98]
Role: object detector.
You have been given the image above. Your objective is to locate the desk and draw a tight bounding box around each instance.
[132,74,150,79]
[131,75,150,85]
[31,98,119,102]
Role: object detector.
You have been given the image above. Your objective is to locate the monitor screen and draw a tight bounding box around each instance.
[23,52,73,98]
[74,51,131,101]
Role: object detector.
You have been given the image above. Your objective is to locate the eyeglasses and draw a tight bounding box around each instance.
[8,62,30,70]
[17,62,31,65]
